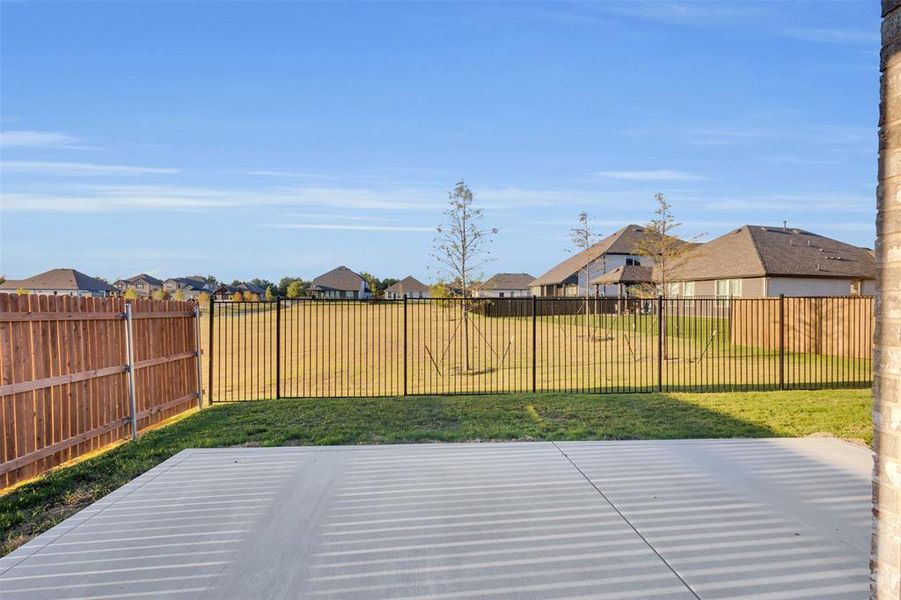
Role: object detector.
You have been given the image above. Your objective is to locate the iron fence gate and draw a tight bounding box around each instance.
[205,295,873,402]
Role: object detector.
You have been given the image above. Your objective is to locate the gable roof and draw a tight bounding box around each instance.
[530,224,686,287]
[165,277,211,291]
[669,225,876,281]
[591,265,653,285]
[480,273,536,291]
[384,276,430,294]
[0,268,117,292]
[122,273,164,286]
[309,266,367,292]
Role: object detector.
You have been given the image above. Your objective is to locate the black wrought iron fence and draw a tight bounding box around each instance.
[204,295,873,402]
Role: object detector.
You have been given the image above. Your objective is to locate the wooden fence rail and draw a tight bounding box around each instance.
[0,294,200,488]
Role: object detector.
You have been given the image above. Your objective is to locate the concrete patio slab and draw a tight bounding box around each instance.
[0,439,872,599]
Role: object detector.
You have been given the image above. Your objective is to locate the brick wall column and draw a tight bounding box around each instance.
[874,2,901,597]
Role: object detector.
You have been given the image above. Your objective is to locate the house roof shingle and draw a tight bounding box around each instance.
[669,225,876,281]
[530,224,692,288]
[591,265,653,285]
[480,273,536,291]
[121,273,164,286]
[0,268,117,292]
[384,276,430,294]
[166,277,211,291]
[309,266,367,292]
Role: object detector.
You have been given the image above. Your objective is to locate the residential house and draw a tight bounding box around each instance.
[474,273,535,298]
[0,268,118,297]
[162,277,214,300]
[666,225,876,298]
[384,276,431,300]
[308,266,371,299]
[113,273,163,297]
[530,225,670,297]
[212,281,267,301]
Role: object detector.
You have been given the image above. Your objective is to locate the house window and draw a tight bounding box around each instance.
[668,283,681,297]
[345,291,353,298]
[625,257,640,266]
[851,280,863,296]
[715,279,742,297]
[715,279,742,307]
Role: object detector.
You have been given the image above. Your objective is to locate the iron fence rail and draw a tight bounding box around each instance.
[205,295,873,402]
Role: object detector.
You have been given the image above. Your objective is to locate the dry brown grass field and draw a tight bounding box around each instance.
[199,301,871,401]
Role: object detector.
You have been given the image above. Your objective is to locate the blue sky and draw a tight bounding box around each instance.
[0,0,879,283]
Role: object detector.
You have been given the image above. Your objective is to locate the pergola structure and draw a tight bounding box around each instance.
[590,265,653,298]
[874,3,901,597]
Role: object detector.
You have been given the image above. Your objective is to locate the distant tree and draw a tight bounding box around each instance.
[359,272,381,297]
[634,193,700,360]
[15,287,29,296]
[231,291,244,302]
[430,282,454,309]
[381,277,399,291]
[286,281,304,299]
[431,180,497,372]
[569,211,602,336]
[199,274,218,286]
[93,275,110,284]
[173,288,185,301]
[123,288,139,300]
[278,276,304,297]
[151,289,169,301]
[250,278,275,291]
[265,286,275,301]
[634,193,697,297]
[230,279,242,287]
[197,291,210,306]
[570,211,601,297]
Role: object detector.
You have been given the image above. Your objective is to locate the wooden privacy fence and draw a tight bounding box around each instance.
[730,295,874,360]
[0,294,201,488]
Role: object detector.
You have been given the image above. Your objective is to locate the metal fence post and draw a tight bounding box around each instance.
[403,295,408,396]
[779,294,785,390]
[275,297,281,399]
[657,295,664,392]
[208,298,215,403]
[194,304,203,409]
[124,302,138,439]
[532,295,537,393]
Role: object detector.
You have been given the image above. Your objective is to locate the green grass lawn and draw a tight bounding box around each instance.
[0,389,871,556]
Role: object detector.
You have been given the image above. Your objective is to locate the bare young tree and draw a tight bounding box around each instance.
[569,211,601,336]
[432,180,497,372]
[634,193,693,296]
[634,192,698,359]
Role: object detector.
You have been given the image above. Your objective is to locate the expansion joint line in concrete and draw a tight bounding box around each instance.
[551,441,702,600]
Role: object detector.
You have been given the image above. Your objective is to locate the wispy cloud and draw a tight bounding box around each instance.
[0,184,438,213]
[1,161,179,176]
[264,223,433,232]
[596,169,707,182]
[782,27,878,45]
[593,2,761,26]
[695,193,874,214]
[283,213,391,222]
[0,130,88,149]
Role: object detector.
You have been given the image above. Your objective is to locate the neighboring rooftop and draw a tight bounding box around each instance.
[530,224,693,287]
[480,272,536,291]
[0,268,117,292]
[669,225,876,281]
[384,276,430,294]
[166,276,212,291]
[119,273,164,286]
[309,266,368,292]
